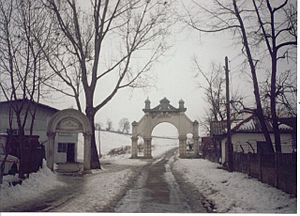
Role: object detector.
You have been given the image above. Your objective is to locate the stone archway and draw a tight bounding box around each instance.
[46,109,92,171]
[131,98,199,158]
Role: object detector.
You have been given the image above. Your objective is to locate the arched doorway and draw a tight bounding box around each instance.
[131,98,199,158]
[46,109,92,171]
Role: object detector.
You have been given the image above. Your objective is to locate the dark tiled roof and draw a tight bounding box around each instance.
[232,115,294,133]
[0,99,59,113]
[211,114,295,135]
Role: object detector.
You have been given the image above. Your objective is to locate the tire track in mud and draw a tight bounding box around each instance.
[113,148,207,213]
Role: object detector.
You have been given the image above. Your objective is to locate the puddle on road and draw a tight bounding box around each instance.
[114,151,191,213]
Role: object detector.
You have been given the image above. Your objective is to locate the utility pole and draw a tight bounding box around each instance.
[225,56,233,172]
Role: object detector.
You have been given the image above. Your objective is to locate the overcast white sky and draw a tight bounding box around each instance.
[45,21,245,136]
[40,0,296,137]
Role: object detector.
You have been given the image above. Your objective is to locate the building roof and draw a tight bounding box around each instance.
[0,99,59,113]
[210,113,295,136]
[232,115,295,133]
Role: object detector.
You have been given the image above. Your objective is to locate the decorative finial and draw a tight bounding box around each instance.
[179,99,185,110]
[145,97,150,109]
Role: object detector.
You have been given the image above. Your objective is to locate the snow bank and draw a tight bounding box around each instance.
[0,132,178,211]
[53,169,134,212]
[173,158,296,213]
[0,160,64,210]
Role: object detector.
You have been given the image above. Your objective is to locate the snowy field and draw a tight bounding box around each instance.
[0,131,297,213]
[77,130,179,159]
[173,157,297,213]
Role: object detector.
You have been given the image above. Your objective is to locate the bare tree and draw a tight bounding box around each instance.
[194,61,225,134]
[119,117,130,133]
[0,0,53,182]
[40,0,173,168]
[252,0,297,152]
[195,60,244,135]
[0,0,52,136]
[106,119,113,131]
[262,69,297,118]
[182,0,296,152]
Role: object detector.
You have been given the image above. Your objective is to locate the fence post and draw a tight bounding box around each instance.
[247,153,251,176]
[275,153,279,188]
[258,153,262,181]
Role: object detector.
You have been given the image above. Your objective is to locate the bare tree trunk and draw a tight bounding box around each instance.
[270,57,281,152]
[232,0,274,152]
[85,102,100,169]
[252,0,297,153]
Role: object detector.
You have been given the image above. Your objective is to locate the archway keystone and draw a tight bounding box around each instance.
[131,98,199,158]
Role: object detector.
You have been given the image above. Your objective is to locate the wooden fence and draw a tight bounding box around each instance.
[232,152,297,195]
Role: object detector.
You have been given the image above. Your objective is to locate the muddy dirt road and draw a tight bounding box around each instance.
[114,149,207,213]
[3,148,209,213]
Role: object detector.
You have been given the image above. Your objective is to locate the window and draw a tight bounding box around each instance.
[58,143,67,153]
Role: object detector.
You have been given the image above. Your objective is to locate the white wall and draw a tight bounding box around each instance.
[54,132,78,163]
[221,133,294,163]
[0,102,80,164]
[0,103,56,144]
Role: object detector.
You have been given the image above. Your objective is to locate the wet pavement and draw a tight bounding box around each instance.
[114,149,204,213]
[3,149,208,213]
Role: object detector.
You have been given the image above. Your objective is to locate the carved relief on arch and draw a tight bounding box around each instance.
[57,117,83,131]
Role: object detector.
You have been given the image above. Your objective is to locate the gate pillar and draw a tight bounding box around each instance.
[193,120,200,157]
[179,135,187,158]
[144,137,152,158]
[131,136,138,158]
[193,136,200,157]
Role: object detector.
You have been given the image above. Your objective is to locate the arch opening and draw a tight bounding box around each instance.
[151,122,179,158]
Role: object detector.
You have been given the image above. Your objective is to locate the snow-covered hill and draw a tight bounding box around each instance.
[77,131,179,160]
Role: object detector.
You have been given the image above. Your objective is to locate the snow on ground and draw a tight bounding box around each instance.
[99,131,178,165]
[77,131,179,160]
[173,157,297,213]
[1,131,296,213]
[53,169,134,212]
[0,160,65,210]
[152,138,178,158]
[54,136,178,211]
[0,131,178,211]
[77,131,132,160]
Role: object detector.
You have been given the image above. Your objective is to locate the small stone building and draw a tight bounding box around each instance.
[0,100,79,164]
